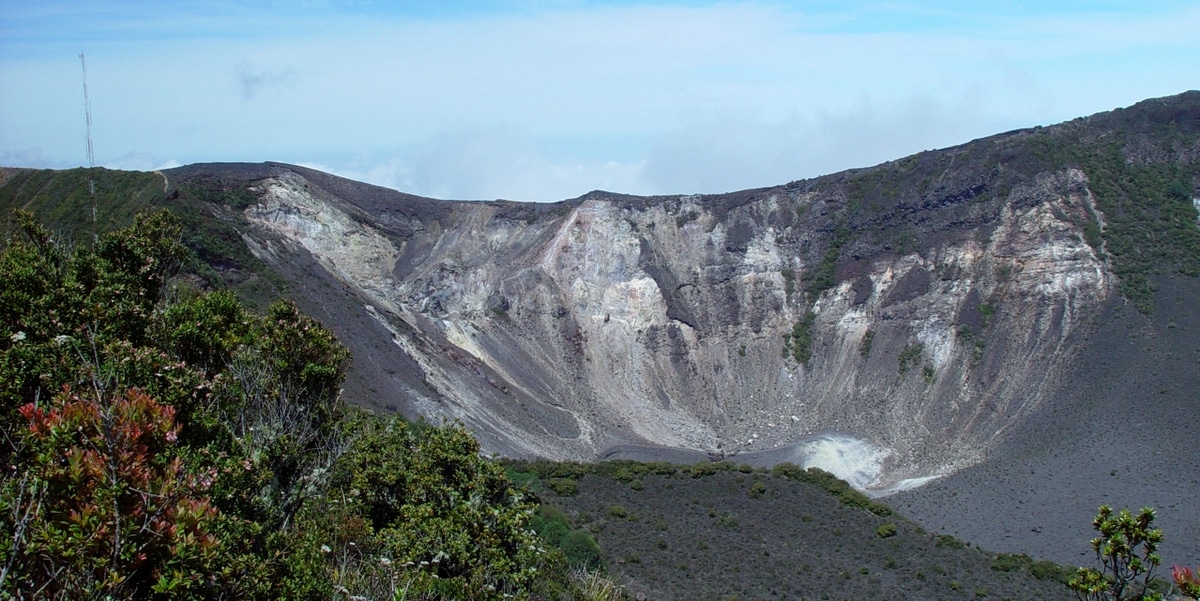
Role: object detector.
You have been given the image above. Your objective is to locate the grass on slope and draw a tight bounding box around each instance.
[0,167,287,309]
[508,460,1075,601]
[0,167,163,239]
[1074,144,1200,313]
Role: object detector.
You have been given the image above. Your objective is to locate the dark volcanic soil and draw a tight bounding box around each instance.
[892,275,1200,569]
[542,470,1075,601]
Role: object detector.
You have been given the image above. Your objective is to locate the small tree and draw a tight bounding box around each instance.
[1068,505,1163,601]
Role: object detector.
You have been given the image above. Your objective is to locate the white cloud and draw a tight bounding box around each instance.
[0,147,71,169]
[303,92,1001,201]
[303,129,647,201]
[236,62,296,101]
[2,2,1199,200]
[104,151,181,172]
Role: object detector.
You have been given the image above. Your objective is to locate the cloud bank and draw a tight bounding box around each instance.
[1,2,1198,201]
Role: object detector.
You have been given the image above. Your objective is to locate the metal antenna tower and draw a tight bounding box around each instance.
[79,52,97,239]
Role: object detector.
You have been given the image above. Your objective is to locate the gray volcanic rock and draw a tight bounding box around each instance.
[157,92,1199,506]
[229,165,1107,492]
[6,92,1199,575]
[891,274,1200,567]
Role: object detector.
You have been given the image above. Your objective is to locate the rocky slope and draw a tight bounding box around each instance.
[3,94,1196,501]
[149,92,1198,496]
[891,273,1200,566]
[227,163,1108,494]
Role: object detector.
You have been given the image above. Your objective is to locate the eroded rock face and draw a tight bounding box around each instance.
[240,162,1112,492]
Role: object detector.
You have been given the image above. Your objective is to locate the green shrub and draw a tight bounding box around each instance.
[898,342,924,377]
[784,311,817,365]
[548,477,579,496]
[1068,505,1163,601]
[771,462,807,480]
[688,462,720,478]
[331,417,548,597]
[991,553,1033,572]
[0,212,354,599]
[4,389,222,600]
[1030,559,1071,582]
[531,505,572,545]
[876,523,898,538]
[770,463,893,516]
[607,505,630,519]
[859,329,875,358]
[749,481,767,498]
[560,530,604,570]
[504,468,538,490]
[935,534,966,549]
[648,461,676,476]
[838,489,893,517]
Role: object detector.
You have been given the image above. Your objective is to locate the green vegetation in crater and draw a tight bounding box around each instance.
[898,342,925,378]
[527,457,1086,601]
[806,225,851,299]
[859,328,875,358]
[1072,144,1200,313]
[783,310,817,366]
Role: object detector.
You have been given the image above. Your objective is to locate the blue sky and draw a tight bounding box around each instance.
[2,1,1197,201]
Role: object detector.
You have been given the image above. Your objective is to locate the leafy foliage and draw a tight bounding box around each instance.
[1068,505,1164,601]
[784,310,817,365]
[805,226,850,299]
[0,210,188,456]
[530,505,604,570]
[329,415,551,598]
[770,462,893,517]
[0,211,589,600]
[5,388,221,599]
[859,328,874,358]
[1174,565,1200,599]
[898,342,925,378]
